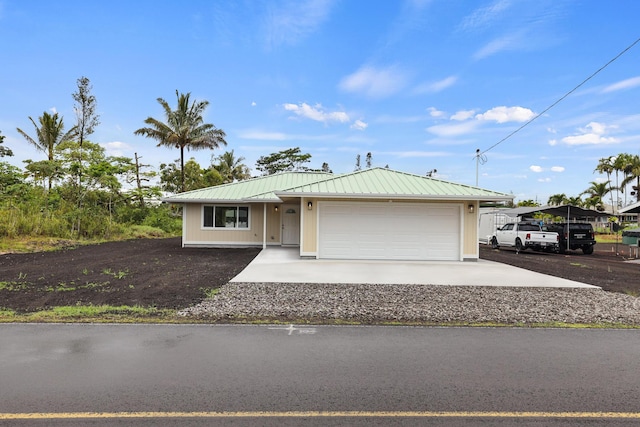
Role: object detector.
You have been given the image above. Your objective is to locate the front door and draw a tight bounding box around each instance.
[281,204,300,246]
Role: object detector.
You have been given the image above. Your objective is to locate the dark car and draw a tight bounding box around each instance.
[543,223,596,254]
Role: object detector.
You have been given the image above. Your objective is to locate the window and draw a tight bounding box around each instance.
[203,206,249,229]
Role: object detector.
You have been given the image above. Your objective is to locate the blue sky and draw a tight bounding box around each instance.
[1,0,639,204]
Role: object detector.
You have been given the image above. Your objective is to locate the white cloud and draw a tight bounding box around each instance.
[473,34,522,59]
[538,177,552,183]
[339,65,408,98]
[283,102,349,123]
[451,109,476,121]
[251,101,257,107]
[427,107,445,118]
[101,141,131,156]
[264,0,335,48]
[424,105,535,137]
[550,166,565,172]
[601,76,640,93]
[49,107,57,114]
[458,0,512,32]
[414,76,458,94]
[548,139,557,146]
[529,165,543,173]
[561,121,618,146]
[427,120,480,137]
[350,120,368,131]
[475,106,535,123]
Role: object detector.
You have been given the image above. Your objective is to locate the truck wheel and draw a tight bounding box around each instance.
[491,237,499,249]
[515,238,524,252]
[582,245,594,255]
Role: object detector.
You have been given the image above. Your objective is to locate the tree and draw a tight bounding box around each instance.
[547,193,567,206]
[213,150,250,183]
[255,147,311,175]
[365,152,372,168]
[620,154,640,203]
[517,200,539,207]
[72,77,100,150]
[129,153,159,207]
[565,196,584,207]
[595,156,616,212]
[612,153,631,207]
[160,158,222,193]
[0,131,13,158]
[581,181,610,210]
[16,112,76,189]
[135,90,227,192]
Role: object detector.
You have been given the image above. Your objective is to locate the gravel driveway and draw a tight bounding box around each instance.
[179,282,640,325]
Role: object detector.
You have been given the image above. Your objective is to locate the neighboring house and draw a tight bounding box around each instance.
[162,167,512,261]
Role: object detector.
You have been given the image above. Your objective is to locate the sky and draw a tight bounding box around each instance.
[1,0,640,204]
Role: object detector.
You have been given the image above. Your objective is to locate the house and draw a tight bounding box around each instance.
[162,167,512,261]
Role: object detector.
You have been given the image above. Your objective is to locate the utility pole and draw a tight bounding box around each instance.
[475,149,486,186]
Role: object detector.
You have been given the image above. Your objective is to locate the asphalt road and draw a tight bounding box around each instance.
[1,324,639,426]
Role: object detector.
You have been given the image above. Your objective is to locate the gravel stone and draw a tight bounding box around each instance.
[178,283,640,325]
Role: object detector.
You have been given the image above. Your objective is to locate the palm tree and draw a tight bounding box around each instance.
[16,111,77,189]
[621,154,640,204]
[212,150,251,183]
[134,90,227,192]
[581,181,611,211]
[547,193,567,206]
[612,153,632,207]
[565,196,584,207]
[594,156,616,212]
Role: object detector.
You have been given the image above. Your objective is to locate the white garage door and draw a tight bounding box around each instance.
[318,202,461,260]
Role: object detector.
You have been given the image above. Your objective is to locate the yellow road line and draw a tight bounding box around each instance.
[1,411,640,420]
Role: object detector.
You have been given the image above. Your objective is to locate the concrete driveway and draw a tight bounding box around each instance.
[230,248,598,288]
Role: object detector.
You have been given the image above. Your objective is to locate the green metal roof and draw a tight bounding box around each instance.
[162,168,512,203]
[275,168,512,201]
[162,171,331,203]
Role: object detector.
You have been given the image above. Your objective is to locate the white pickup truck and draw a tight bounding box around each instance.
[490,222,559,252]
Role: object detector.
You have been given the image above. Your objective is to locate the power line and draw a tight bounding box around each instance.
[479,36,640,157]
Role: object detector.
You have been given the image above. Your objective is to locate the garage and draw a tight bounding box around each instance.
[318,202,461,261]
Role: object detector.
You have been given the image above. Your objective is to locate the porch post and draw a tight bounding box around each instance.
[263,203,267,249]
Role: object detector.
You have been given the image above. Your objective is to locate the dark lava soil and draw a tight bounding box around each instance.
[1,237,638,313]
[479,242,640,294]
[0,238,260,313]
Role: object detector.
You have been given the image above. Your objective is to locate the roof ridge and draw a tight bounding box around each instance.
[172,170,331,196]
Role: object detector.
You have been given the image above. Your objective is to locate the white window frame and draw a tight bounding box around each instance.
[202,205,251,230]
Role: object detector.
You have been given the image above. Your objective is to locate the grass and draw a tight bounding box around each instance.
[0,307,638,328]
[202,287,221,298]
[0,305,176,323]
[596,233,626,243]
[0,281,28,291]
[569,262,590,268]
[0,226,175,255]
[102,268,129,279]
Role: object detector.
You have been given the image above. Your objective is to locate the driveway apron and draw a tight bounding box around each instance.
[230,248,598,288]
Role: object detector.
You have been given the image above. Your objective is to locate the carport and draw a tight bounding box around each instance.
[500,204,610,222]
